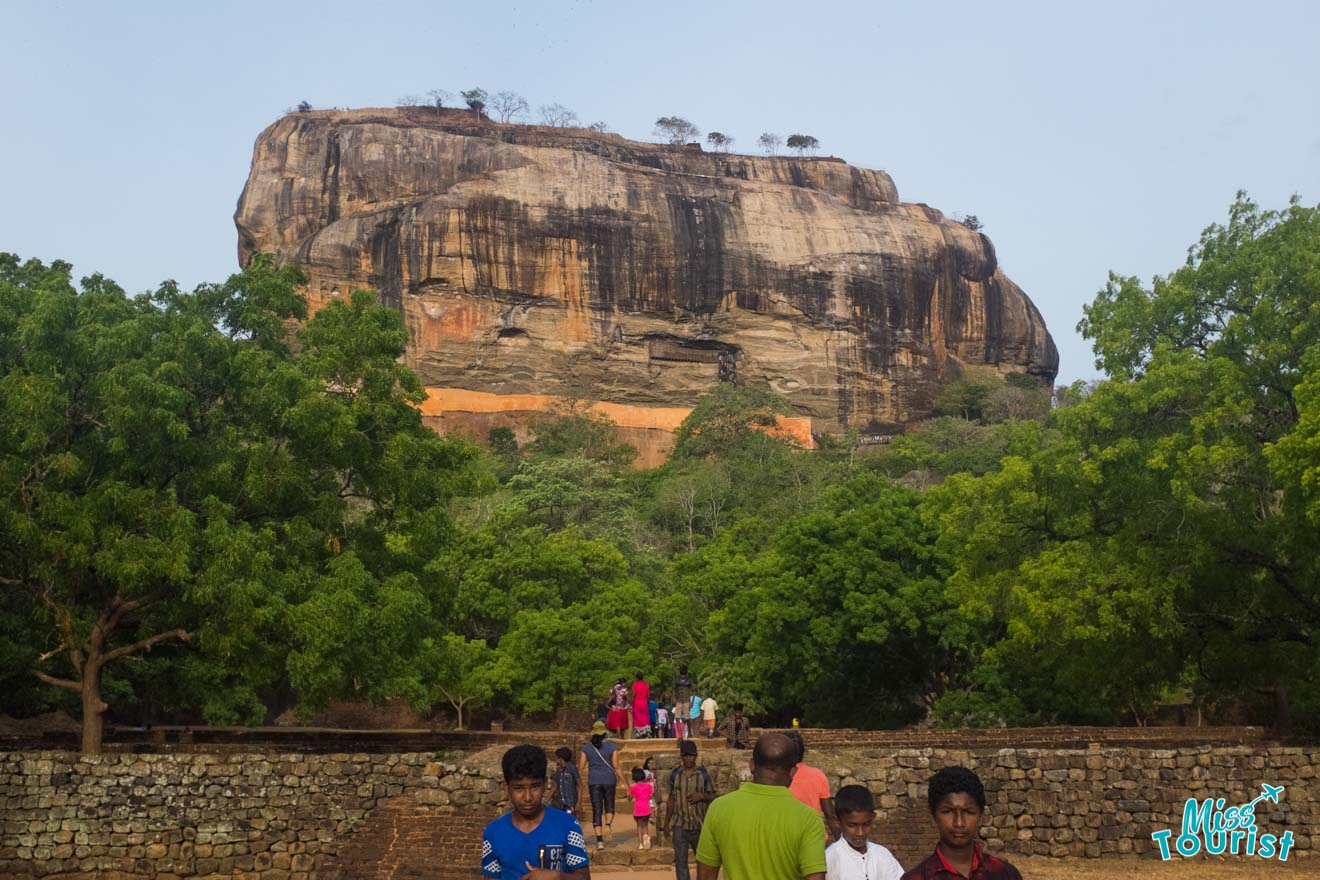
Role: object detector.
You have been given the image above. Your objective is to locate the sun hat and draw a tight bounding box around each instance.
[591,720,608,735]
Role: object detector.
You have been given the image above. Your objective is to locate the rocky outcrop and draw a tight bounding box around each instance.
[236,108,1057,435]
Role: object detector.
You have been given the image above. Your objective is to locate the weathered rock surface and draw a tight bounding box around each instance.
[236,108,1058,434]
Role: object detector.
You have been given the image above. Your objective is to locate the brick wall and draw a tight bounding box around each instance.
[1,743,1316,879]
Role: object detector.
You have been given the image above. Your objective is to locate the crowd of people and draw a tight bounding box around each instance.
[481,722,1024,880]
[595,668,750,746]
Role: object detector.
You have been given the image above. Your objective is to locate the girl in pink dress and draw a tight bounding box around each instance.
[628,766,654,849]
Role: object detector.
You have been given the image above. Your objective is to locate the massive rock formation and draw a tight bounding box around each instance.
[236,108,1057,448]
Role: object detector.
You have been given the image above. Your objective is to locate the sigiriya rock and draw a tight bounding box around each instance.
[236,107,1058,463]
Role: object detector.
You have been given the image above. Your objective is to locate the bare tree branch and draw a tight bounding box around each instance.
[32,670,81,692]
[100,629,192,665]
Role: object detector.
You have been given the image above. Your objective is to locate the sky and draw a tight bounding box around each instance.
[3,0,1318,383]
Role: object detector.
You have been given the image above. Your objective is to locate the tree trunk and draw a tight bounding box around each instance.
[81,662,108,754]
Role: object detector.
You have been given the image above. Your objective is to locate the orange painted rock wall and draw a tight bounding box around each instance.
[419,387,812,468]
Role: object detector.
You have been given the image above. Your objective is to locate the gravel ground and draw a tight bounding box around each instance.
[591,853,1315,879]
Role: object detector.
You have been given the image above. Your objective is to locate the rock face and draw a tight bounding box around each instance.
[236,108,1057,437]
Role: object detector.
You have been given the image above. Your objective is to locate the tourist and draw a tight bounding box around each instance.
[549,747,581,819]
[672,702,687,740]
[719,702,751,749]
[688,693,702,733]
[632,673,652,739]
[657,701,671,738]
[629,766,655,850]
[606,678,630,739]
[577,720,623,851]
[700,694,718,738]
[481,744,591,879]
[825,785,903,880]
[693,732,826,880]
[665,739,716,880]
[675,665,694,713]
[649,693,661,738]
[642,756,661,839]
[785,730,841,842]
[900,766,1022,880]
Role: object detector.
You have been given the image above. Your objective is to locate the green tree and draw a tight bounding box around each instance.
[786,134,819,156]
[934,194,1320,728]
[654,116,700,145]
[0,254,475,750]
[418,633,496,729]
[461,88,488,117]
[702,474,955,726]
[525,406,636,467]
[706,132,733,152]
[491,576,658,714]
[672,383,792,459]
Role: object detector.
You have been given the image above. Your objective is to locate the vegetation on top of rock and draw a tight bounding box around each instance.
[539,102,578,128]
[706,132,734,152]
[460,88,487,116]
[758,132,783,155]
[787,133,820,156]
[654,116,700,145]
[491,91,530,124]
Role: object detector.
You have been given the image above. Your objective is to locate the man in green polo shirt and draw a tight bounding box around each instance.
[695,732,826,880]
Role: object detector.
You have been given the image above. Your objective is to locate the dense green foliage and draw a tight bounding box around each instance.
[2,193,1317,745]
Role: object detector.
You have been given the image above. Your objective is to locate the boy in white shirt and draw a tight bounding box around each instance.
[826,785,904,880]
[699,695,718,738]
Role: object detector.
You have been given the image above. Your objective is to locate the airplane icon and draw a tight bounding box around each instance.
[1246,783,1284,809]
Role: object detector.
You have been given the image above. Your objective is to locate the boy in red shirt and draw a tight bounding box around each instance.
[901,766,1021,880]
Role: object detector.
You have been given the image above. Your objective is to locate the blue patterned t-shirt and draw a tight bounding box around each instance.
[481,808,590,879]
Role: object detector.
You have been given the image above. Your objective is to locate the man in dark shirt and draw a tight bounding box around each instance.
[901,766,1021,880]
[674,666,694,728]
[718,702,752,749]
[664,739,716,880]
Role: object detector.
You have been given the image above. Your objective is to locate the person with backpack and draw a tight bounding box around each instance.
[664,739,716,880]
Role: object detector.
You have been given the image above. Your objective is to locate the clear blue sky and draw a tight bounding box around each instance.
[4,0,1318,382]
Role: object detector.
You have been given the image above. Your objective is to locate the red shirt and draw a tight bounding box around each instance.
[900,845,1022,880]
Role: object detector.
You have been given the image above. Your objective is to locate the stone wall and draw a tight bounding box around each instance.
[0,751,503,880]
[2,744,1316,879]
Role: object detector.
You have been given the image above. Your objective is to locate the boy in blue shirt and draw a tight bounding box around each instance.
[482,744,592,879]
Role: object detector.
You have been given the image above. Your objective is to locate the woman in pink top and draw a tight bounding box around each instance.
[627,766,654,849]
[630,674,651,737]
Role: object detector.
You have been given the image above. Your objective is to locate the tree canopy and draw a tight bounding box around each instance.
[0,254,477,750]
[654,116,700,145]
[4,194,1318,743]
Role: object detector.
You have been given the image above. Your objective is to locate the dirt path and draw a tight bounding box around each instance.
[590,854,1315,879]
